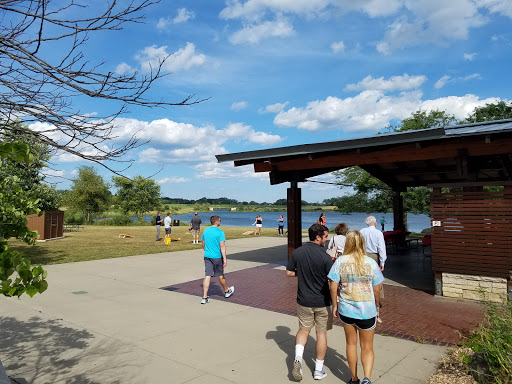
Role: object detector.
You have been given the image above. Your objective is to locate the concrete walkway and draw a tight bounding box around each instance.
[0,237,446,384]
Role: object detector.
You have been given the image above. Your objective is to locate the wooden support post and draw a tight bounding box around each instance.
[287,182,302,258]
[392,191,405,231]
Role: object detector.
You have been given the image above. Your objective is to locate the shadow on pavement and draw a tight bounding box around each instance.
[266,325,351,382]
[0,316,119,384]
[228,244,289,264]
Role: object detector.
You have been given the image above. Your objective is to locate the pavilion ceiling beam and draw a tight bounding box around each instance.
[251,137,512,173]
[269,166,342,185]
[359,164,405,191]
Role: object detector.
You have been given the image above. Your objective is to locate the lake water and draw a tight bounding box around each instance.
[144,211,431,233]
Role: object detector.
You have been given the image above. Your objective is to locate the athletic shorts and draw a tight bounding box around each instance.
[339,314,377,331]
[204,257,224,277]
[165,227,171,235]
[297,304,333,332]
[191,228,200,236]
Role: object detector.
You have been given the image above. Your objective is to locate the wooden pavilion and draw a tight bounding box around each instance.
[217,119,512,301]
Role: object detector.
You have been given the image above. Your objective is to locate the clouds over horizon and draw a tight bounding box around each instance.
[219,0,512,52]
[273,73,500,133]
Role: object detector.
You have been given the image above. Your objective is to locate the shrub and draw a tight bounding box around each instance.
[462,298,512,383]
[64,210,85,225]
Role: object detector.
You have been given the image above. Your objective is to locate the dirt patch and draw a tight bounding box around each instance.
[428,347,477,384]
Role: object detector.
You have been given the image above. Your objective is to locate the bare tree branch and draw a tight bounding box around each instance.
[0,0,208,175]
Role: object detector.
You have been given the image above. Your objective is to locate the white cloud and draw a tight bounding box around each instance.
[173,8,195,23]
[434,75,450,89]
[464,73,481,81]
[420,95,500,120]
[157,177,189,184]
[219,0,401,21]
[135,43,206,73]
[260,102,289,113]
[464,52,476,60]
[376,0,487,54]
[476,0,512,18]
[194,161,268,180]
[229,19,294,44]
[345,74,427,92]
[156,8,195,29]
[231,101,248,111]
[435,73,481,89]
[222,123,283,145]
[114,62,134,75]
[272,74,502,133]
[331,41,345,53]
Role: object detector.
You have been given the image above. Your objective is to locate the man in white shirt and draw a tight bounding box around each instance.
[360,216,386,303]
[164,212,173,240]
[360,216,387,271]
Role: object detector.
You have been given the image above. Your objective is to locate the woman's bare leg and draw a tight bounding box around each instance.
[343,323,359,382]
[359,328,376,380]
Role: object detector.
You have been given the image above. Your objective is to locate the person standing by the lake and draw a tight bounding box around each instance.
[201,215,234,304]
[286,223,334,381]
[252,214,263,235]
[155,211,163,241]
[164,212,172,240]
[277,215,285,236]
[190,212,202,244]
[380,216,387,231]
[318,213,326,227]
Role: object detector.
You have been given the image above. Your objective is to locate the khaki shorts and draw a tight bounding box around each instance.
[191,228,200,236]
[297,304,333,332]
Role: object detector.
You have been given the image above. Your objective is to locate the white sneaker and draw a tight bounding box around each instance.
[224,286,235,298]
[313,369,327,380]
[292,359,303,381]
[200,297,210,304]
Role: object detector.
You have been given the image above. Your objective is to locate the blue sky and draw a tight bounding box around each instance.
[40,0,512,203]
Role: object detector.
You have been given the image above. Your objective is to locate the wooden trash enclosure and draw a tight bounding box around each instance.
[27,211,64,240]
[431,186,512,278]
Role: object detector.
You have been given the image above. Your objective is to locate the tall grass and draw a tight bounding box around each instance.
[463,297,512,383]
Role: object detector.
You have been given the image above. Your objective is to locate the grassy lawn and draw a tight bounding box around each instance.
[8,225,284,265]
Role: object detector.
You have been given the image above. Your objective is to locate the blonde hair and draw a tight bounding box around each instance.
[343,230,371,276]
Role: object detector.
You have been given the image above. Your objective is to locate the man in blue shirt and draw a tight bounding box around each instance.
[201,215,234,304]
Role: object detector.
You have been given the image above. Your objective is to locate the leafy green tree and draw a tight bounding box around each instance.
[386,109,458,132]
[112,176,161,219]
[465,101,512,123]
[0,122,61,211]
[334,109,459,216]
[0,141,48,298]
[65,166,112,222]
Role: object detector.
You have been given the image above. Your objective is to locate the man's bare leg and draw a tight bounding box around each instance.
[218,275,228,292]
[203,276,211,298]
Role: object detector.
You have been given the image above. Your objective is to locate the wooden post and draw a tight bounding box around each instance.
[392,191,405,231]
[287,182,302,258]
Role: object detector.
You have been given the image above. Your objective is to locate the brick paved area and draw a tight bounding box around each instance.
[163,263,484,346]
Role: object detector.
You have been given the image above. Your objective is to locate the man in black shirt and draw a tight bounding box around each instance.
[286,223,333,381]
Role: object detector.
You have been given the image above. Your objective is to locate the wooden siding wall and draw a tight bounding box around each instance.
[27,211,64,240]
[431,187,512,278]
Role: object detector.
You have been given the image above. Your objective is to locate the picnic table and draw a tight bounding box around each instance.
[63,224,85,232]
[383,230,410,248]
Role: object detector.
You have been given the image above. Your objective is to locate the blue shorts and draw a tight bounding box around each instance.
[339,314,377,331]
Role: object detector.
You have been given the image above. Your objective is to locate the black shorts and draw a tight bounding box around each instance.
[204,257,224,277]
[165,227,172,235]
[339,314,377,331]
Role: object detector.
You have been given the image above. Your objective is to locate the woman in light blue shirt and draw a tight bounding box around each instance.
[328,230,384,384]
